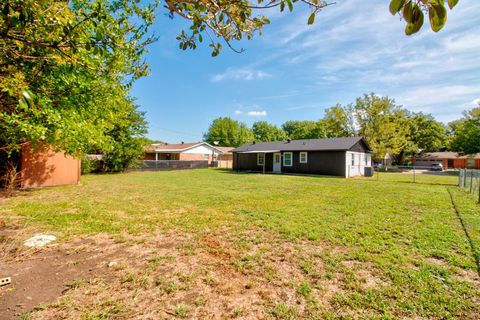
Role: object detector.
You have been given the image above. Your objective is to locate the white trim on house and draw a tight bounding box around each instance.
[257,153,265,166]
[283,152,293,167]
[345,151,371,178]
[273,153,282,173]
[300,152,308,164]
[152,142,224,154]
[238,150,280,154]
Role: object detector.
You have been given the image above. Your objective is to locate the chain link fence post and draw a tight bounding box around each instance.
[476,171,480,204]
[470,171,473,194]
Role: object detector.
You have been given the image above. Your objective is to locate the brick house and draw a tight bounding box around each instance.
[412,152,480,170]
[143,142,225,164]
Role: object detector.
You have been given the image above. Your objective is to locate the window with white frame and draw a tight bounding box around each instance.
[257,153,265,166]
[300,152,308,163]
[467,158,475,168]
[283,152,293,166]
[351,153,355,166]
[203,154,209,160]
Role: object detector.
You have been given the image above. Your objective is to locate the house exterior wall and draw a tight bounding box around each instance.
[233,153,273,172]
[144,144,221,164]
[281,151,346,176]
[182,145,219,156]
[233,151,346,177]
[345,151,372,178]
[20,143,81,188]
[144,153,156,160]
[413,158,480,169]
[453,159,480,169]
[178,153,213,163]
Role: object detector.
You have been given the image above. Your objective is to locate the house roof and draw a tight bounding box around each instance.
[145,142,227,153]
[215,146,234,154]
[415,152,480,160]
[232,137,370,153]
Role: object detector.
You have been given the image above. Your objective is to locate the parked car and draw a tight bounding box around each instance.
[430,163,444,171]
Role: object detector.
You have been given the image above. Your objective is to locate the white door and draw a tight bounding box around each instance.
[273,153,281,173]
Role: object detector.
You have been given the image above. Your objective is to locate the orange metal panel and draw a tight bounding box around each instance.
[20,143,81,188]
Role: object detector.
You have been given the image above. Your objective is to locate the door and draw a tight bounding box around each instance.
[273,153,281,173]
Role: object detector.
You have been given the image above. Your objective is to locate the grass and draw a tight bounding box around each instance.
[1,169,479,319]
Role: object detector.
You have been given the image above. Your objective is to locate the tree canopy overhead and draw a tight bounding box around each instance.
[449,108,480,155]
[167,0,331,56]
[1,0,157,159]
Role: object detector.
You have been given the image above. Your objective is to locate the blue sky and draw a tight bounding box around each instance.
[132,0,480,142]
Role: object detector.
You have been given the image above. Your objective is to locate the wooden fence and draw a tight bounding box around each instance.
[212,160,232,169]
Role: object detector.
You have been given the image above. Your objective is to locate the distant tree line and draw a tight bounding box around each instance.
[204,93,480,163]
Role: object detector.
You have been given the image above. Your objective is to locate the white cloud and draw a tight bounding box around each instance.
[473,98,480,106]
[394,85,480,122]
[233,110,243,115]
[211,68,272,82]
[247,110,267,117]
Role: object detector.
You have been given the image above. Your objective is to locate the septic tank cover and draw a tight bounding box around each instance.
[24,234,57,247]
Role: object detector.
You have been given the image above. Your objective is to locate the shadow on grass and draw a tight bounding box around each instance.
[223,170,345,180]
[447,187,480,277]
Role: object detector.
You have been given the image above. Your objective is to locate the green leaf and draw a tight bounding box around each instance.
[405,8,424,35]
[447,0,459,9]
[287,0,293,12]
[429,4,447,32]
[389,0,405,15]
[403,1,413,23]
[307,12,315,25]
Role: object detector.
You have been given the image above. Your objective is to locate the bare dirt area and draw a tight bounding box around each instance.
[0,221,361,319]
[0,231,129,319]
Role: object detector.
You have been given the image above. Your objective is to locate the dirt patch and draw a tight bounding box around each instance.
[0,226,418,319]
[0,234,128,319]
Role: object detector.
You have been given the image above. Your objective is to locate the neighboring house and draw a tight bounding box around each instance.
[232,137,372,178]
[144,142,224,164]
[412,152,480,169]
[20,143,81,188]
[381,153,393,167]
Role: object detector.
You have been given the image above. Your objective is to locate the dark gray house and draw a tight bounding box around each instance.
[232,137,372,178]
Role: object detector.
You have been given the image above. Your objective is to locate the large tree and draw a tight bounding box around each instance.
[282,120,325,140]
[252,121,287,142]
[203,117,254,147]
[407,112,447,152]
[319,104,356,138]
[0,0,156,159]
[351,94,411,161]
[449,108,480,155]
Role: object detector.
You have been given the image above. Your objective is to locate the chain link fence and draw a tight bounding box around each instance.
[458,169,480,204]
[372,165,459,185]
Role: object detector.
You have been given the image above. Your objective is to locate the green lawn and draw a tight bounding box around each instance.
[1,169,479,319]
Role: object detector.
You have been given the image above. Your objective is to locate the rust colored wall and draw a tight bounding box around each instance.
[20,143,80,188]
[450,159,480,169]
[144,153,156,160]
[179,153,212,163]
